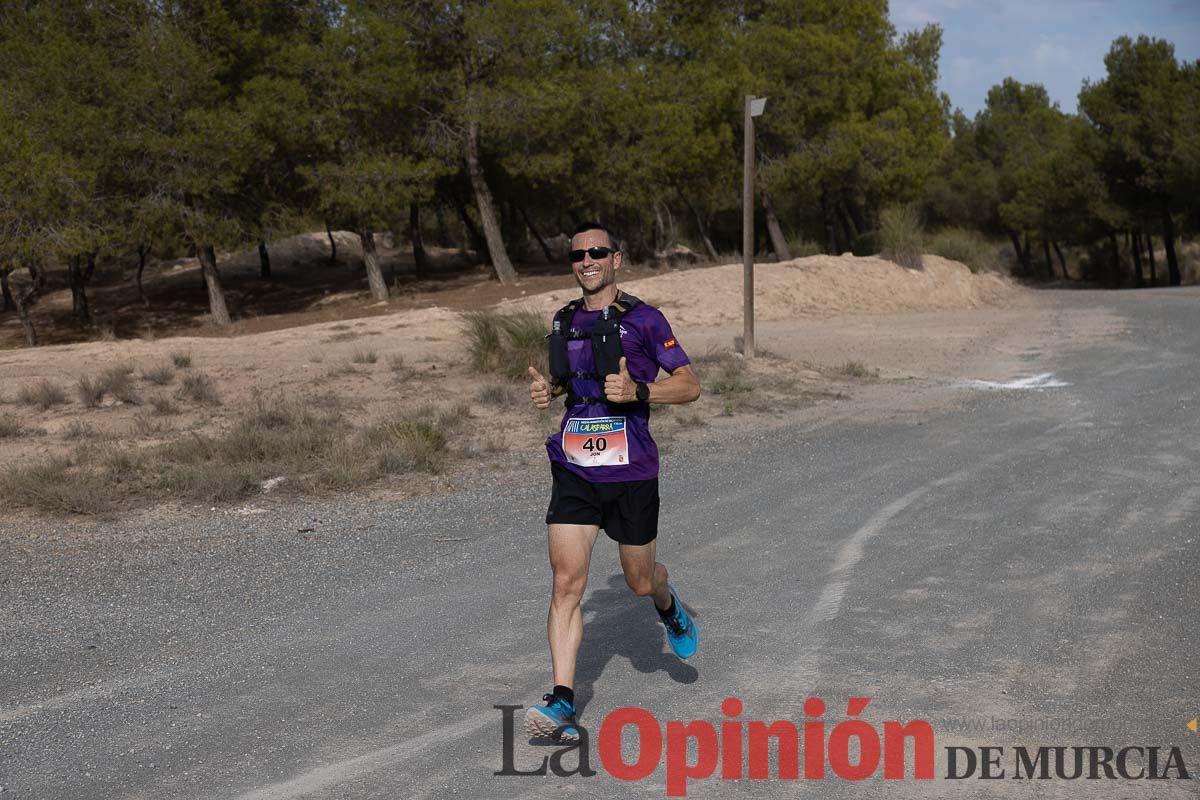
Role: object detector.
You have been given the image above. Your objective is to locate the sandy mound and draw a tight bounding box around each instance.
[499,253,1018,325]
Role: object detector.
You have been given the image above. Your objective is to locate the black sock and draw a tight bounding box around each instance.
[656,597,677,619]
[552,685,574,706]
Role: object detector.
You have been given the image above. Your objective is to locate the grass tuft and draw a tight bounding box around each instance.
[77,377,105,408]
[879,204,924,270]
[170,351,193,369]
[928,228,1001,274]
[350,348,378,365]
[177,372,220,405]
[0,414,23,438]
[99,366,139,404]
[463,310,547,381]
[141,364,175,386]
[840,360,870,378]
[18,380,68,411]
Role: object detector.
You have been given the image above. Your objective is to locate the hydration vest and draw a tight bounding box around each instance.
[547,292,643,408]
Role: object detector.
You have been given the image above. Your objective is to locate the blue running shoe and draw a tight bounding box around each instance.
[523,693,580,741]
[661,583,698,659]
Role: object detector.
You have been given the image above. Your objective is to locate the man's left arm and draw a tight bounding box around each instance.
[604,358,701,404]
[603,308,701,404]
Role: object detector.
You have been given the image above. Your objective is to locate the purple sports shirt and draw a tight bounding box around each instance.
[545,301,690,482]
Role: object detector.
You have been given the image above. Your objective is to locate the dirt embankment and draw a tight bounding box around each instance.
[0,253,1023,518]
[501,254,1017,324]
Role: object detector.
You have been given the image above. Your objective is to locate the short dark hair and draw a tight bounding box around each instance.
[572,221,620,251]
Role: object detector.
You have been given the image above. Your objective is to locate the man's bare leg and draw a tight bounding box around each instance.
[618,539,672,609]
[619,539,697,658]
[547,523,600,689]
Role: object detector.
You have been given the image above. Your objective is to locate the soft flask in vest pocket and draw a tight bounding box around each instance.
[591,307,624,377]
[547,317,571,383]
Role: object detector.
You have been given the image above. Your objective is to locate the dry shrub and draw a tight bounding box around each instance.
[674,410,707,429]
[18,380,68,411]
[879,205,924,270]
[361,407,449,475]
[695,351,752,395]
[99,366,139,404]
[151,395,179,416]
[840,360,870,378]
[351,349,378,365]
[464,310,547,380]
[142,364,175,385]
[77,376,105,407]
[1,456,114,515]
[0,414,23,438]
[177,372,220,405]
[477,383,520,407]
[170,351,192,369]
[929,228,1001,274]
[63,419,96,439]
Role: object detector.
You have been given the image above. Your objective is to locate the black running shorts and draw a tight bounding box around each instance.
[545,463,660,545]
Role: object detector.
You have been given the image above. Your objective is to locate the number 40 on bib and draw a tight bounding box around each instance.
[563,416,630,467]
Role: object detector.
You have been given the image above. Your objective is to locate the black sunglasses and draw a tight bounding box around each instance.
[569,246,618,262]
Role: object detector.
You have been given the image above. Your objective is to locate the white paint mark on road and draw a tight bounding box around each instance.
[233,716,490,800]
[958,372,1070,390]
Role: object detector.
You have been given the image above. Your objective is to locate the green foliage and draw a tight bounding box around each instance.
[879,206,924,270]
[929,228,1002,273]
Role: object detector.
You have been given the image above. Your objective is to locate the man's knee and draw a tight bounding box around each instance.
[624,571,655,597]
[551,569,587,604]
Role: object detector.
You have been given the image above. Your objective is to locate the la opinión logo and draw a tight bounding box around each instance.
[495,697,1194,796]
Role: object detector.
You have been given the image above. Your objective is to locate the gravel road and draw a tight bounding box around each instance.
[2,287,1197,799]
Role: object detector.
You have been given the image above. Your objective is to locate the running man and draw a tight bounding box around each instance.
[523,222,701,741]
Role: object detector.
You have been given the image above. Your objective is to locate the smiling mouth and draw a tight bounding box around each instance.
[580,268,601,279]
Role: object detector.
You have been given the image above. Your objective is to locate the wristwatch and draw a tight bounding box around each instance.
[635,382,650,402]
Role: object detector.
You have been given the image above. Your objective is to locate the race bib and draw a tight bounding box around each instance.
[563,416,630,468]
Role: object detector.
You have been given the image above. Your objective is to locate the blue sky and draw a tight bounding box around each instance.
[889,0,1200,117]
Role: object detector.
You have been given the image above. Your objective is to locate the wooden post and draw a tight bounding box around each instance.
[742,95,755,358]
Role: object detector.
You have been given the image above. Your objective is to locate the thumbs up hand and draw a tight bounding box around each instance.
[528,366,551,410]
[604,357,638,403]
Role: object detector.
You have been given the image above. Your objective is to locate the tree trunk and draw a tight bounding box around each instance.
[517,203,554,263]
[1161,210,1181,286]
[1145,233,1157,284]
[1052,241,1067,276]
[654,203,666,254]
[1042,237,1054,280]
[27,262,44,290]
[762,192,791,261]
[836,200,861,241]
[11,270,39,346]
[465,119,517,284]
[1131,231,1145,287]
[680,194,719,260]
[326,223,338,264]
[453,195,489,257]
[137,245,150,306]
[258,240,271,280]
[67,255,91,324]
[434,204,452,247]
[1,269,13,312]
[1008,231,1031,274]
[1108,232,1121,284]
[358,225,388,301]
[197,244,232,325]
[410,203,428,279]
[821,192,841,254]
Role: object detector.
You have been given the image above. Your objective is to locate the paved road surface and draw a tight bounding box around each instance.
[2,288,1198,798]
